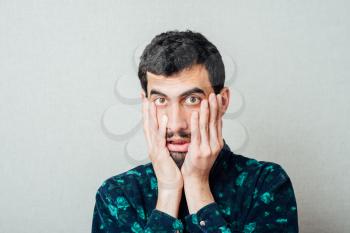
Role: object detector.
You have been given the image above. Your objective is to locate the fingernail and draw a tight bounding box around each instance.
[210,93,215,100]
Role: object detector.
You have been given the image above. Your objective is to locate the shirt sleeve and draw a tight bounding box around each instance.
[240,163,299,233]
[184,163,298,233]
[91,183,184,233]
[184,202,232,232]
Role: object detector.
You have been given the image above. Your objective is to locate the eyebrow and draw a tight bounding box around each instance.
[150,87,206,99]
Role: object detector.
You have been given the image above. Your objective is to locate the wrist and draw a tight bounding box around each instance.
[156,188,182,218]
[184,179,214,214]
[183,175,209,187]
[184,180,211,199]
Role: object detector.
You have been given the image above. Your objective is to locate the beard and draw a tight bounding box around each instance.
[169,151,187,169]
[166,129,190,169]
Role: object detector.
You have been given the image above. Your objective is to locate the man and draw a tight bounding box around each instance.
[91,30,299,232]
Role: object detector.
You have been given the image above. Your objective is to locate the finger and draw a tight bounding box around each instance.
[217,94,223,146]
[199,99,210,148]
[190,111,200,147]
[142,98,151,147]
[209,93,218,147]
[159,115,167,146]
[148,101,158,133]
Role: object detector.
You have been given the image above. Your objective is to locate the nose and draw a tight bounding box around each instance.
[166,102,188,134]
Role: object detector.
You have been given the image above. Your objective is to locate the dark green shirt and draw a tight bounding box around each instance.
[91,139,298,232]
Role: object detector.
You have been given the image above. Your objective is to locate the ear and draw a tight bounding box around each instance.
[219,87,230,116]
[140,90,146,100]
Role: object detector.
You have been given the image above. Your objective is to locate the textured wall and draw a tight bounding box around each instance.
[1,1,349,232]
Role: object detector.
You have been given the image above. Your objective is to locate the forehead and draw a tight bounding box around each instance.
[146,64,213,97]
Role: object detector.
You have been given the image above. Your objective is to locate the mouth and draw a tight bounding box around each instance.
[166,139,190,152]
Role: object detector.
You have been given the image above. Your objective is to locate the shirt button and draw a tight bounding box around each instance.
[199,220,206,226]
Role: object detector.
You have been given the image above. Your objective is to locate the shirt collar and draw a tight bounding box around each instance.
[222,138,231,152]
[209,138,232,178]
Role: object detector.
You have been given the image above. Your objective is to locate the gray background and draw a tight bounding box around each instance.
[1,1,349,232]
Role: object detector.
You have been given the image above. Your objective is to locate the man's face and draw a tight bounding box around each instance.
[144,64,218,168]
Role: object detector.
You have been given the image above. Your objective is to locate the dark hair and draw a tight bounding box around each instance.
[138,30,225,97]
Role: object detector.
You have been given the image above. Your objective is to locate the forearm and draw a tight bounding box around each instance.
[93,186,185,233]
[156,188,183,218]
[183,178,232,232]
[184,178,215,214]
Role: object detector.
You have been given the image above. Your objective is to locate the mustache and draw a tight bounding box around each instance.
[166,130,190,139]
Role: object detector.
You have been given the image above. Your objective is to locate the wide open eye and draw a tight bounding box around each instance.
[154,97,167,106]
[184,96,201,105]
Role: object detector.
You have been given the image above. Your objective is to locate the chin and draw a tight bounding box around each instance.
[169,151,186,166]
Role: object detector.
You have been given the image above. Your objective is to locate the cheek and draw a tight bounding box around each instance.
[185,109,200,127]
[155,106,200,126]
[155,107,170,126]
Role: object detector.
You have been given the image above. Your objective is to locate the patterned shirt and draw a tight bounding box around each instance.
[91,139,299,232]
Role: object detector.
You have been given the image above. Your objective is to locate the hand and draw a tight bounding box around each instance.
[181,93,224,183]
[141,95,184,191]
